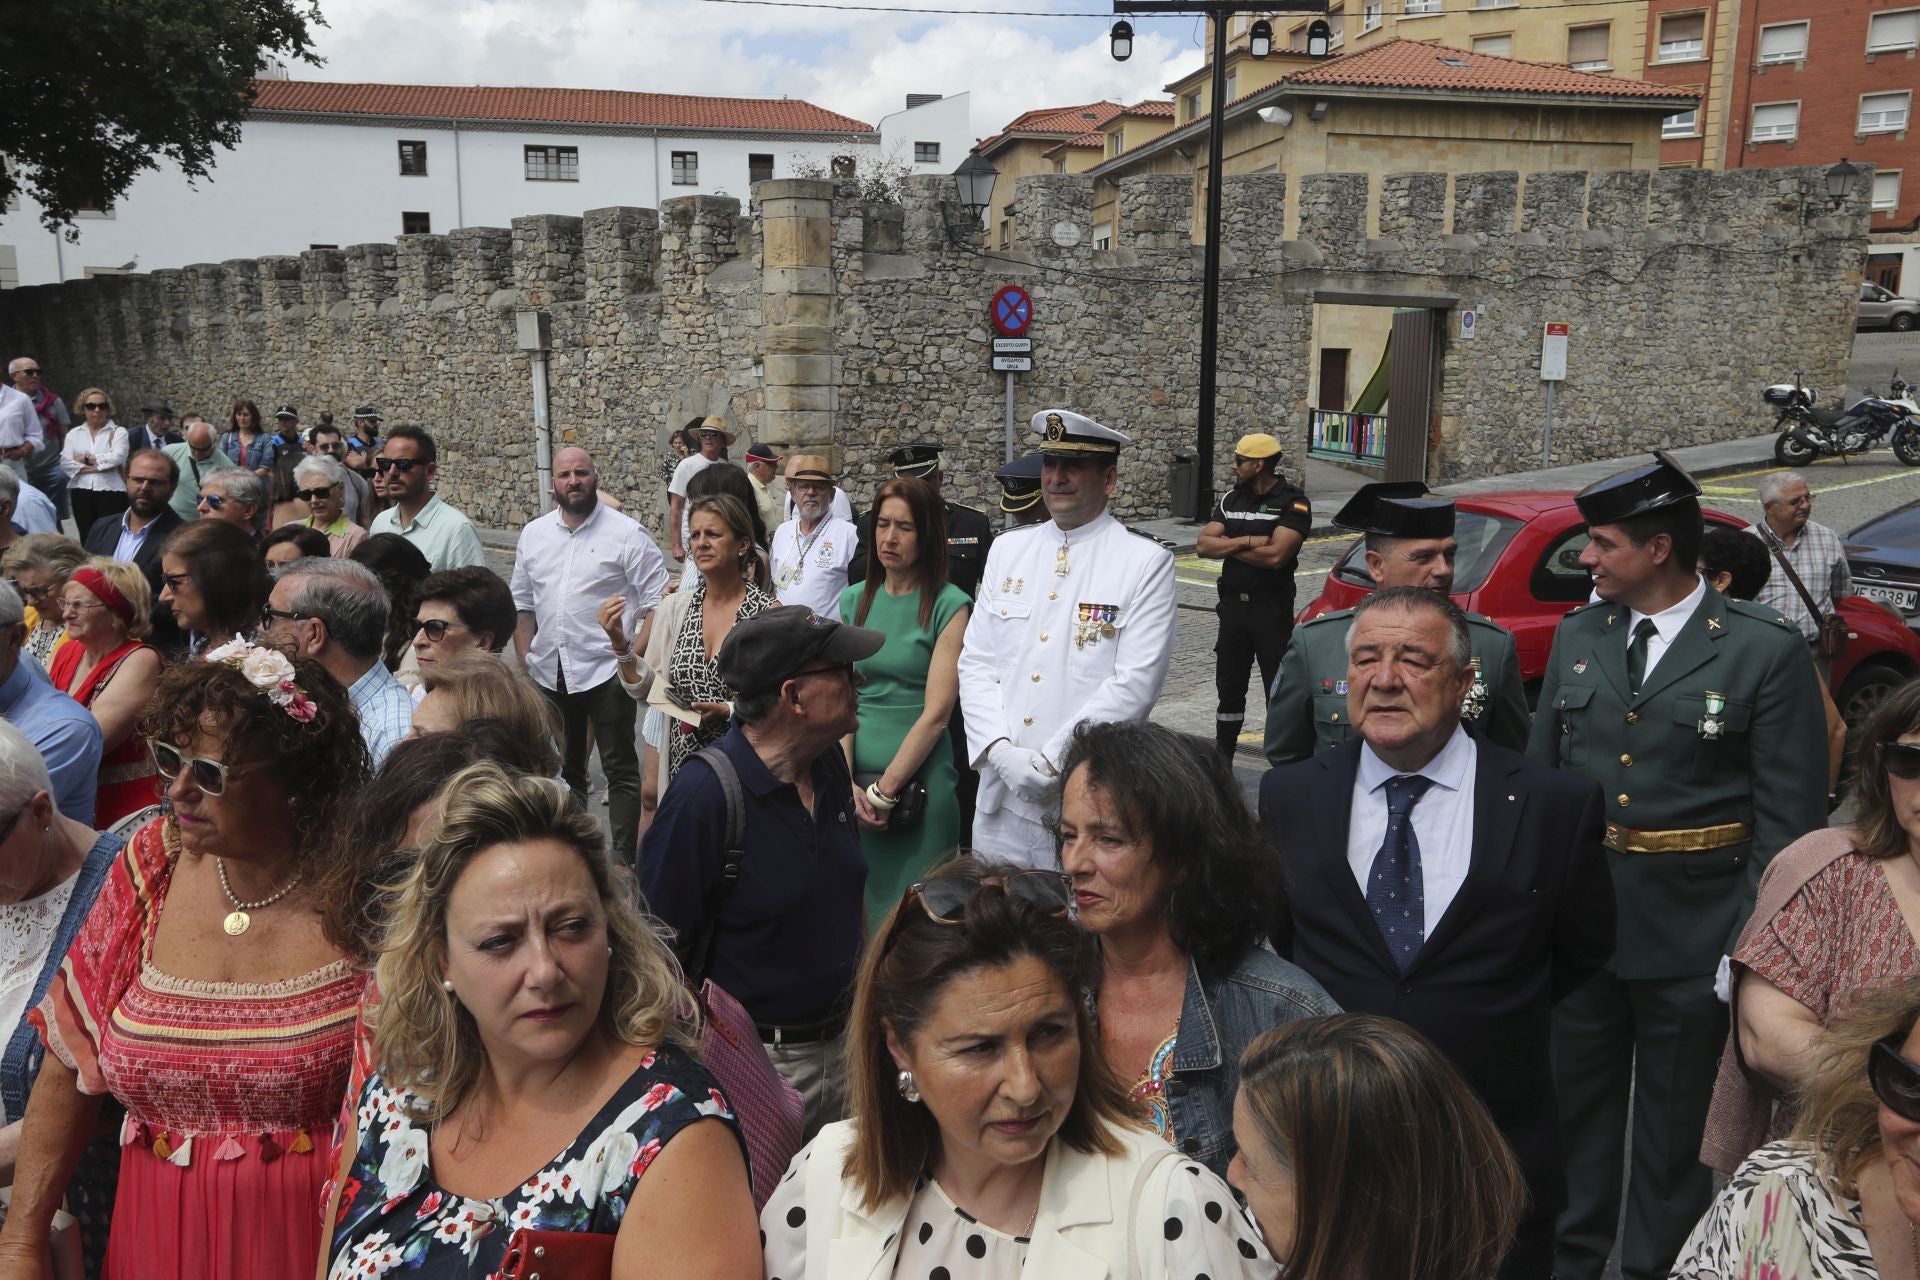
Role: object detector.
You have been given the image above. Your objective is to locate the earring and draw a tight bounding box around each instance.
[896,1070,920,1103]
[441,979,455,993]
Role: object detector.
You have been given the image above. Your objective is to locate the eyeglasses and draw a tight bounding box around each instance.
[1883,742,1920,781]
[410,617,470,642]
[879,872,1076,960]
[6,579,52,603]
[1871,1032,1920,1123]
[374,457,420,474]
[81,402,108,412]
[197,493,232,511]
[293,487,337,503]
[260,606,309,628]
[149,740,273,797]
[58,598,107,615]
[14,368,39,376]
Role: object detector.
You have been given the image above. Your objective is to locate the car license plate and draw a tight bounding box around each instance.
[1860,583,1919,611]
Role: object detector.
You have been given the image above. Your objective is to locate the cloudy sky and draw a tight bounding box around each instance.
[297,0,1207,139]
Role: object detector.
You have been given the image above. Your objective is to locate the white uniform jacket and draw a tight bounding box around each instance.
[957,512,1176,825]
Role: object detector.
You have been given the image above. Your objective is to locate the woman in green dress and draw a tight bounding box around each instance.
[839,477,970,928]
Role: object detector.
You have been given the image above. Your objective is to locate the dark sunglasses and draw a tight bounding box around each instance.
[81,402,108,411]
[374,457,420,474]
[260,606,309,628]
[1871,1032,1920,1123]
[1883,742,1920,781]
[14,368,39,376]
[198,493,226,511]
[902,872,1075,931]
[6,578,52,603]
[149,740,272,797]
[410,617,470,641]
[293,487,337,503]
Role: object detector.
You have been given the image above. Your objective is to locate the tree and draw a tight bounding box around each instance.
[0,0,325,233]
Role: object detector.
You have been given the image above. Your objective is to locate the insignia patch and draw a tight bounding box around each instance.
[1290,500,1310,512]
[1321,679,1334,692]
[1045,412,1065,441]
[1573,658,1589,674]
[1706,617,1723,631]
[1334,680,1349,695]
[1607,615,1616,626]
[1776,615,1791,626]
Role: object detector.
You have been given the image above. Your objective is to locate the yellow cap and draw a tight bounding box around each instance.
[1234,433,1283,460]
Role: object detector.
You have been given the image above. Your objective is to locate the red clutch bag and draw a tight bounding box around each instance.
[498,1228,616,1279]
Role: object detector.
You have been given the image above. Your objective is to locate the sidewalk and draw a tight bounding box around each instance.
[1127,432,1780,552]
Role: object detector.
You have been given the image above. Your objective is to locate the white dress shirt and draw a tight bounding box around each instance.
[770,514,858,620]
[1628,575,1708,682]
[0,385,40,452]
[1347,724,1478,935]
[60,422,129,492]
[511,500,669,694]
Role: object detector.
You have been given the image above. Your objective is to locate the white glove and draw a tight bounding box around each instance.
[991,742,1059,804]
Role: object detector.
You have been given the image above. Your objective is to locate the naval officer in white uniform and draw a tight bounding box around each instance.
[957,409,1178,866]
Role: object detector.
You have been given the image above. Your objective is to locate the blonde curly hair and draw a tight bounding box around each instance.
[370,762,697,1119]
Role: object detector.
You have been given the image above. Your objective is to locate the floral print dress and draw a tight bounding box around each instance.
[329,1043,742,1279]
[1671,1140,1878,1279]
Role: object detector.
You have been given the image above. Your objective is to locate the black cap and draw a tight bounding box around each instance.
[744,442,780,463]
[352,405,382,421]
[142,401,175,417]
[1574,451,1701,526]
[996,453,1043,513]
[273,405,298,421]
[888,443,942,478]
[1332,481,1454,539]
[716,606,884,698]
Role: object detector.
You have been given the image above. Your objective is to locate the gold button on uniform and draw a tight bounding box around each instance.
[1625,712,1639,724]
[1023,716,1034,726]
[1619,754,1633,766]
[1031,672,1042,682]
[1617,794,1630,807]
[1330,713,1341,723]
[1040,632,1049,642]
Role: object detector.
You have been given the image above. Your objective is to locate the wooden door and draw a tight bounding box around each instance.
[1385,309,1438,484]
[1317,348,1350,412]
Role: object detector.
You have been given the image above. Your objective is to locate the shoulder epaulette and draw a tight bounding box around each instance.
[1724,597,1802,630]
[1298,607,1356,629]
[1125,525,1177,549]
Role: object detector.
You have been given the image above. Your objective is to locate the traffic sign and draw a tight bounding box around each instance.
[992,337,1033,354]
[991,285,1033,337]
[992,355,1034,373]
[1459,309,1477,340]
[1541,321,1570,381]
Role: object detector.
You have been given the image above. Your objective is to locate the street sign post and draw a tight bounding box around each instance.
[991,285,1033,337]
[1541,321,1570,464]
[992,337,1033,354]
[991,287,1035,498]
[991,355,1034,373]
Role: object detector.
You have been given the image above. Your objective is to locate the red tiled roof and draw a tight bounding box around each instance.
[978,101,1125,153]
[1284,39,1697,99]
[1123,100,1176,117]
[247,79,874,133]
[1042,128,1110,158]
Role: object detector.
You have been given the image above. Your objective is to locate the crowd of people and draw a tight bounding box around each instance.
[0,355,1911,1280]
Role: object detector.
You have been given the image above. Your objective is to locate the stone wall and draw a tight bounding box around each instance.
[0,164,1870,531]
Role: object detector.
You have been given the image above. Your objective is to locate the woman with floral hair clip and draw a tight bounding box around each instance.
[0,642,371,1280]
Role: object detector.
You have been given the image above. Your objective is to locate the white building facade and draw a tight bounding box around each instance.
[0,80,882,286]
[877,92,975,179]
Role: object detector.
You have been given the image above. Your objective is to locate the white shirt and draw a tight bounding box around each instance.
[0,385,39,452]
[785,486,855,524]
[669,454,721,551]
[512,500,669,694]
[60,421,129,491]
[1347,724,1478,936]
[1628,575,1708,682]
[12,481,56,533]
[770,514,858,620]
[958,511,1178,822]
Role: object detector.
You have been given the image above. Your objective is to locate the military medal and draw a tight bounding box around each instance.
[1698,691,1726,741]
[1573,658,1590,675]
[1334,680,1349,695]
[1056,540,1070,578]
[1101,604,1117,638]
[1460,656,1489,721]
[1076,602,1092,649]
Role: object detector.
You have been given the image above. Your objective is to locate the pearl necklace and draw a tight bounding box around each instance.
[215,857,303,936]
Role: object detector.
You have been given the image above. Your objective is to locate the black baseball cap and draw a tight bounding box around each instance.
[716,606,884,697]
[744,442,780,463]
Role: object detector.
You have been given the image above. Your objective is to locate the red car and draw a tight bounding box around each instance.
[1299,489,1920,724]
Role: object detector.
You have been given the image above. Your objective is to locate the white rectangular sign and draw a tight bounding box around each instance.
[992,337,1033,354]
[1459,309,1477,340]
[1540,321,1569,382]
[992,355,1034,373]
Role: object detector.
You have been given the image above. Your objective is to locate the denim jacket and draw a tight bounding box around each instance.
[1165,947,1340,1177]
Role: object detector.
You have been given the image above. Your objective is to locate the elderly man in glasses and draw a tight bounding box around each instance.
[196,468,264,536]
[365,424,486,572]
[641,605,883,1140]
[0,580,102,823]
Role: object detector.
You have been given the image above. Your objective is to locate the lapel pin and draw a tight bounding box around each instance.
[1573,658,1590,674]
[1706,617,1723,631]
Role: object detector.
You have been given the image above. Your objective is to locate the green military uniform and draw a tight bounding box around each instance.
[1262,606,1530,766]
[1530,458,1829,1280]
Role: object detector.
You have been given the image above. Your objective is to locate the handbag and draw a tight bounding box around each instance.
[852,771,928,829]
[685,745,807,1212]
[1753,523,1849,660]
[498,1228,615,1279]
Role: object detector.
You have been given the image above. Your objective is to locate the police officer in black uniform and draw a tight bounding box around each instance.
[1194,432,1311,759]
[848,441,995,839]
[996,454,1047,527]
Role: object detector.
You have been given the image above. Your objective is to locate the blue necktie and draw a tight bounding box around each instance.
[1366,774,1434,974]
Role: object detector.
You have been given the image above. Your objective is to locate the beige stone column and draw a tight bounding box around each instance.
[757,179,836,458]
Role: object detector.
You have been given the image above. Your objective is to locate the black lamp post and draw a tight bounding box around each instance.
[1110,20,1135,60]
[948,150,999,243]
[1113,0,1334,521]
[1825,158,1861,207]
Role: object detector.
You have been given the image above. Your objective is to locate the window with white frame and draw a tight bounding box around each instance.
[1875,171,1903,212]
[1662,108,1699,137]
[1757,21,1808,63]
[1472,32,1513,55]
[1404,0,1442,12]
[1363,1,1382,30]
[671,151,698,184]
[523,145,579,181]
[1568,24,1611,69]
[1657,12,1706,60]
[1328,7,1344,44]
[1867,9,1919,52]
[1093,222,1113,249]
[1182,89,1202,119]
[1225,70,1238,100]
[1861,91,1912,133]
[1751,101,1800,141]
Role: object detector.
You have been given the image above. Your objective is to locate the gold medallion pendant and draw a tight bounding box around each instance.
[223,910,251,936]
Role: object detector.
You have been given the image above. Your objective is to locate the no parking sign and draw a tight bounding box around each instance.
[992,285,1033,337]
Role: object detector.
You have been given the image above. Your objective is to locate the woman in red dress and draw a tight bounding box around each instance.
[0,644,373,1280]
[47,559,163,828]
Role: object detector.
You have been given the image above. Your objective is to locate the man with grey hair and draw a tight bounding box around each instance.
[292,453,367,556]
[1260,585,1613,1280]
[7,358,67,522]
[163,415,237,522]
[259,558,412,767]
[0,466,57,542]
[0,580,102,823]
[197,467,264,535]
[1747,470,1850,658]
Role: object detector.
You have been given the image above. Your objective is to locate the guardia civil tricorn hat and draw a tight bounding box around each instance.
[1332,481,1455,539]
[1574,451,1701,526]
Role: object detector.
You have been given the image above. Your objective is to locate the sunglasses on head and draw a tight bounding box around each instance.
[1871,1031,1920,1123]
[149,740,272,797]
[879,873,1077,963]
[293,487,336,503]
[1883,743,1920,781]
[374,457,420,474]
[410,617,469,642]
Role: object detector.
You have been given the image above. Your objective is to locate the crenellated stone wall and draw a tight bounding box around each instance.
[0,165,1871,532]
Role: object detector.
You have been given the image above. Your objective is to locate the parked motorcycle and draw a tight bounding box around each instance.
[1766,371,1920,465]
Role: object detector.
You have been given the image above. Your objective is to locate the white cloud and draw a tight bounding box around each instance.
[302,0,1203,139]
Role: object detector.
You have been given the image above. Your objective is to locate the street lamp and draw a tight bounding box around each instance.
[946,150,999,244]
[1825,158,1861,206]
[1249,18,1273,56]
[1110,19,1135,60]
[1306,17,1332,55]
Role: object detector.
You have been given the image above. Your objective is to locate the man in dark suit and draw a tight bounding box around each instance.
[1259,585,1614,1280]
[83,448,185,656]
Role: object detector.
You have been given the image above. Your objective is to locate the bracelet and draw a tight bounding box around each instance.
[865,782,899,811]
[611,641,634,660]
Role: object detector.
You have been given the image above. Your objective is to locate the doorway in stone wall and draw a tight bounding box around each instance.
[1305,298,1444,485]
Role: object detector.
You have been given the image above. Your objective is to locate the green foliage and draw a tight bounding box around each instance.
[0,0,326,234]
